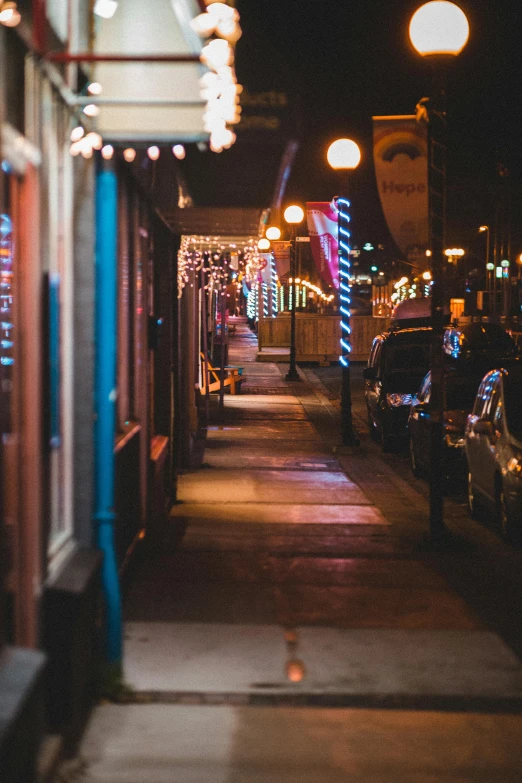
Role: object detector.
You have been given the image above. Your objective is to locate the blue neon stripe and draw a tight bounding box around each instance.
[340,355,349,366]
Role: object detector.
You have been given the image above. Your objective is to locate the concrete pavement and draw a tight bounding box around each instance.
[67,318,522,782]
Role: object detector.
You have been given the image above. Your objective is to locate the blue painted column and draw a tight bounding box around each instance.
[94,158,122,665]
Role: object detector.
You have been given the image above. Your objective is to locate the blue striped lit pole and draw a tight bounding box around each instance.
[327,139,361,446]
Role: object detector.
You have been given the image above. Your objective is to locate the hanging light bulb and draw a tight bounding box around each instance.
[93,0,118,19]
[123,148,136,162]
[85,132,103,150]
[70,126,85,142]
[0,2,21,27]
[101,145,114,160]
[83,104,100,117]
[172,144,186,160]
[87,82,103,96]
[147,146,160,161]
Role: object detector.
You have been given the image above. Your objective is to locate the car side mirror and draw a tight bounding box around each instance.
[473,419,493,437]
[363,367,377,381]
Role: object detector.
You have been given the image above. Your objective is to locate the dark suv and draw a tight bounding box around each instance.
[364,326,432,451]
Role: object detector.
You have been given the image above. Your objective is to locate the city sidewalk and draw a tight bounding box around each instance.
[68,318,522,782]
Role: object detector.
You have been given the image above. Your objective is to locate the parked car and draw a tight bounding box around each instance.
[364,326,432,450]
[408,367,488,480]
[465,364,522,541]
[443,322,518,363]
[408,323,519,480]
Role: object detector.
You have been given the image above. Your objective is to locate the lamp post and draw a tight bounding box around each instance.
[409,1,469,541]
[479,225,491,293]
[284,205,304,381]
[327,138,361,446]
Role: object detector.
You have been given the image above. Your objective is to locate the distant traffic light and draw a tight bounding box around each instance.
[370,265,378,273]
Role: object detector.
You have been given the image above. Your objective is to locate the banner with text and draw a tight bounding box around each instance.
[372,115,428,261]
[306,201,339,290]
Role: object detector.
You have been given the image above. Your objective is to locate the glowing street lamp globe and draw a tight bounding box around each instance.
[284,205,304,225]
[327,139,361,171]
[265,226,281,240]
[409,1,469,57]
[258,238,270,250]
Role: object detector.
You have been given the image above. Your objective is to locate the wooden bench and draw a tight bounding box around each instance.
[200,352,244,395]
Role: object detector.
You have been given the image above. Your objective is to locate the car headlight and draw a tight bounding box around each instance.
[386,393,413,407]
[507,456,522,475]
[445,433,465,448]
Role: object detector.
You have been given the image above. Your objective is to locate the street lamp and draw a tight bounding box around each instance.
[266,226,281,241]
[409,1,469,541]
[327,138,361,446]
[284,204,304,381]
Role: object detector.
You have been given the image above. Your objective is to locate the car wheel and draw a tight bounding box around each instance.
[467,471,480,519]
[496,480,520,544]
[367,410,378,441]
[381,426,395,453]
[410,437,422,477]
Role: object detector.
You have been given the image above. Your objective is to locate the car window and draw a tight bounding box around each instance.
[503,376,522,440]
[475,373,501,420]
[385,343,430,373]
[444,374,483,411]
[369,338,381,368]
[417,372,431,403]
[493,396,504,431]
[473,379,487,417]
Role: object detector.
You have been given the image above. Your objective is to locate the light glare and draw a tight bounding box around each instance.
[123,148,136,163]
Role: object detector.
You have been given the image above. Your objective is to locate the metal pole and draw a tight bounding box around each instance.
[337,192,359,447]
[485,228,490,293]
[94,156,123,666]
[427,62,448,540]
[286,226,300,381]
[218,277,227,412]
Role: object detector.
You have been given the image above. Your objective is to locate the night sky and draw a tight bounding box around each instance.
[235,0,522,254]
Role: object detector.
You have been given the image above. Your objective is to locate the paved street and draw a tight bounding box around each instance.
[73,320,522,782]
